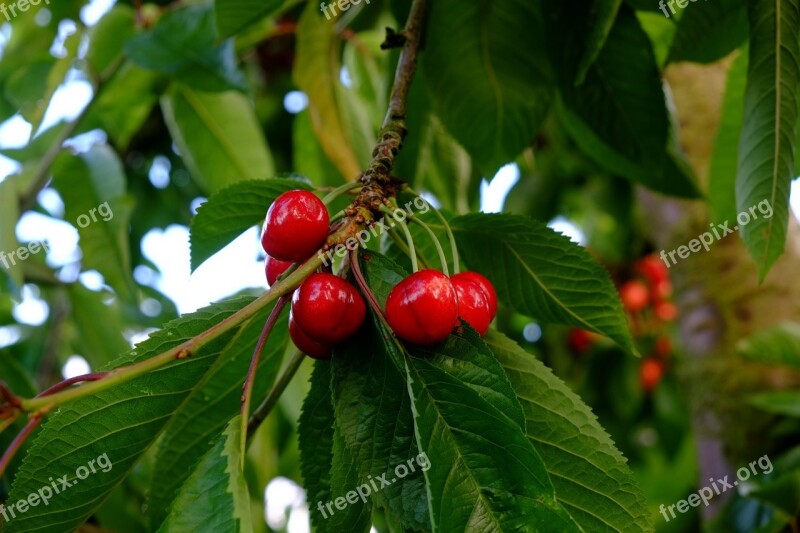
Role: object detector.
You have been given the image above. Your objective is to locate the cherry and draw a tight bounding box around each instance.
[452,272,497,319]
[291,273,366,345]
[620,280,649,313]
[265,255,293,287]
[289,313,331,360]
[640,359,664,392]
[450,275,492,336]
[568,328,595,354]
[386,270,459,345]
[636,255,669,287]
[654,336,671,358]
[654,301,678,322]
[262,190,330,262]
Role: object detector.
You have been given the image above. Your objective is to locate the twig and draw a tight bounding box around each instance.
[246,349,306,440]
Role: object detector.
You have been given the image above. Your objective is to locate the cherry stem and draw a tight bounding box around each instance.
[406,216,449,276]
[240,295,290,462]
[35,373,109,399]
[405,188,460,274]
[0,416,42,479]
[0,415,19,437]
[246,349,305,441]
[386,227,430,269]
[350,248,386,321]
[322,182,362,205]
[0,381,22,410]
[380,206,418,272]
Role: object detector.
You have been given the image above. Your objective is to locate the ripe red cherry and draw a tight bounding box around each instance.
[385,270,459,345]
[289,313,331,360]
[450,275,492,336]
[265,255,293,287]
[291,273,366,345]
[568,328,595,354]
[262,190,330,262]
[636,255,669,287]
[640,359,664,392]
[452,272,497,319]
[620,280,649,313]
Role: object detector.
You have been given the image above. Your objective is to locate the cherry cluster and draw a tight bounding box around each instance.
[260,189,500,360]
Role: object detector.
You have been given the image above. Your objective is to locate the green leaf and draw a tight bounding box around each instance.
[87,4,136,75]
[293,2,364,180]
[405,353,580,531]
[299,362,336,532]
[666,0,748,64]
[189,178,311,271]
[423,0,553,175]
[51,145,136,302]
[148,302,288,528]
[125,4,246,92]
[486,331,654,532]
[736,0,800,280]
[0,177,22,290]
[709,47,748,223]
[161,83,275,194]
[748,391,800,417]
[553,4,700,198]
[451,213,636,354]
[326,424,373,532]
[576,0,624,84]
[738,322,800,369]
[157,417,252,533]
[66,284,130,368]
[3,297,257,533]
[215,0,302,39]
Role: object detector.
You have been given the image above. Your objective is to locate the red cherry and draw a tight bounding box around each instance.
[620,280,649,313]
[640,359,664,392]
[291,273,366,345]
[262,190,330,262]
[385,270,459,345]
[450,275,491,336]
[452,272,497,319]
[654,301,678,322]
[265,255,293,287]
[289,313,331,360]
[636,255,669,287]
[654,336,671,358]
[568,328,595,354]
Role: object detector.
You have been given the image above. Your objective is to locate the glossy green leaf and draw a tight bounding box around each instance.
[451,213,636,354]
[189,178,311,271]
[157,417,252,533]
[666,0,748,64]
[423,0,553,175]
[148,302,288,528]
[161,84,275,194]
[51,145,136,302]
[486,331,654,532]
[576,0,623,84]
[736,0,800,280]
[125,4,246,92]
[3,297,256,533]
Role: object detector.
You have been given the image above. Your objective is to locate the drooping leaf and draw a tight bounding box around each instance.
[736,0,800,279]
[148,302,288,528]
[575,0,624,84]
[552,3,700,197]
[51,145,136,302]
[125,4,246,92]
[666,0,748,64]
[423,0,553,175]
[3,297,258,533]
[214,0,303,39]
[189,178,311,271]
[161,83,276,194]
[709,47,748,223]
[738,322,800,370]
[157,417,252,533]
[293,3,364,181]
[486,331,654,532]
[451,213,636,354]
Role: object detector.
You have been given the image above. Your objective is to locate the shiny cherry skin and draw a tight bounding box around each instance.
[289,312,331,360]
[640,358,664,392]
[451,272,497,320]
[450,275,492,336]
[265,255,293,287]
[385,270,459,345]
[262,190,330,262]
[291,273,366,345]
[620,280,649,313]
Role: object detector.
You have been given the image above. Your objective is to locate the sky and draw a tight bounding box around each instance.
[2,2,800,530]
